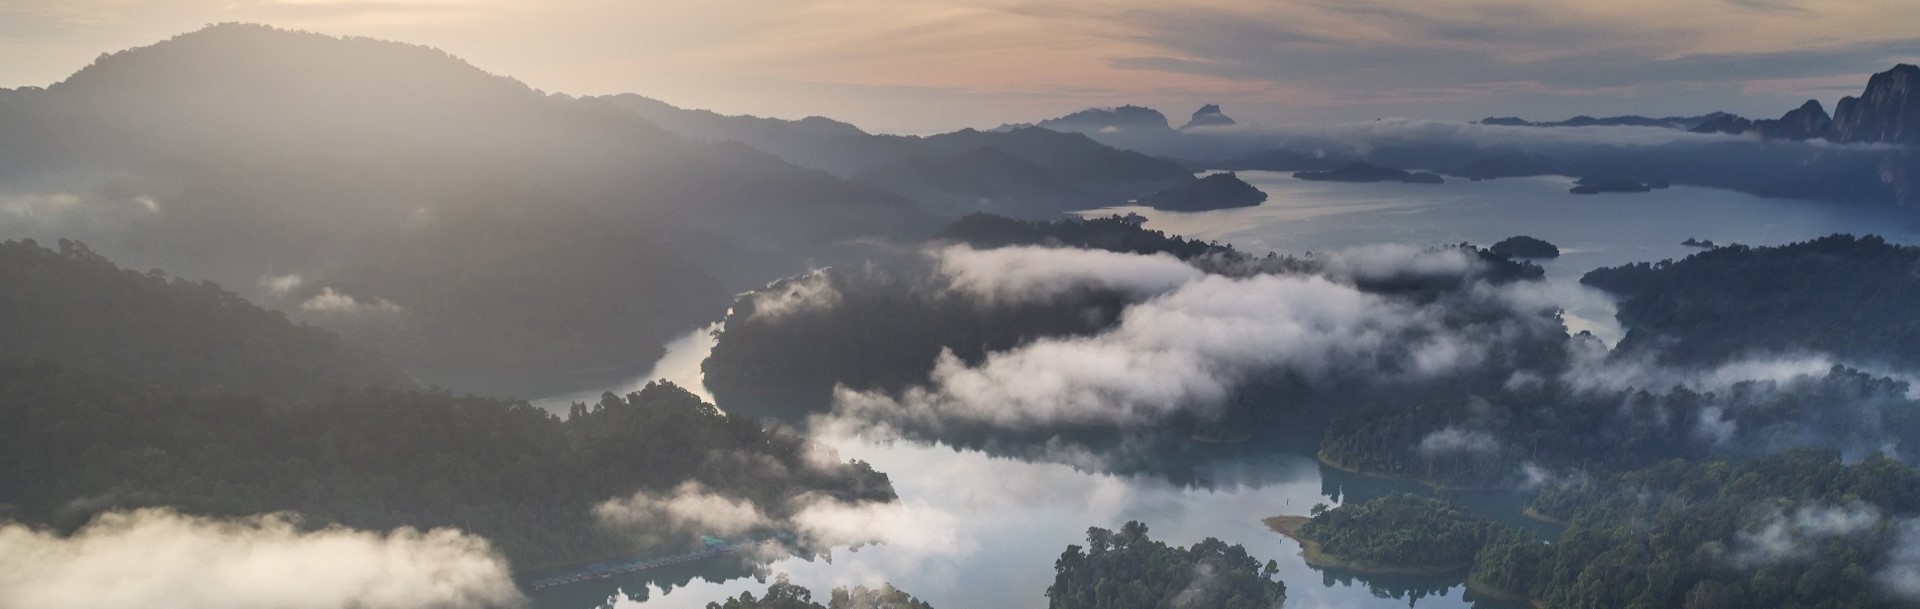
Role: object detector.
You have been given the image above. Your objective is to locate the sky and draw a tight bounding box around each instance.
[2,0,1918,133]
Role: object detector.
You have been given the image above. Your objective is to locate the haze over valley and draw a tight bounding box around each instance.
[4,11,1920,609]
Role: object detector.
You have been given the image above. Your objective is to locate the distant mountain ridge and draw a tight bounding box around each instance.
[1179,104,1237,130]
[1015,105,1175,135]
[1478,63,1918,146]
[612,95,1192,218]
[1832,64,1920,145]
[1478,113,1735,130]
[1692,64,1917,144]
[0,23,927,395]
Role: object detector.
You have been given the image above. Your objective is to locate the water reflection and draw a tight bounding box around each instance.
[524,429,1549,609]
[527,553,763,609]
[534,175,1920,609]
[532,323,720,413]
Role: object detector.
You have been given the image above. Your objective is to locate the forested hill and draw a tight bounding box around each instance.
[0,240,898,568]
[1047,522,1287,609]
[605,94,1192,219]
[0,238,396,398]
[1472,450,1920,609]
[934,213,1231,259]
[1581,235,1920,368]
[0,364,895,567]
[0,23,925,396]
[1282,494,1518,572]
[704,214,1255,398]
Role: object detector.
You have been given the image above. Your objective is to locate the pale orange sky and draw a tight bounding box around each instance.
[3,0,1917,132]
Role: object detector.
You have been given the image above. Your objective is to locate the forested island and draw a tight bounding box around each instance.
[702,214,1251,398]
[0,240,897,569]
[1488,235,1560,259]
[1262,451,1920,608]
[1134,172,1268,211]
[1265,494,1520,575]
[702,214,1546,425]
[1475,450,1920,609]
[705,577,933,609]
[1048,522,1287,609]
[1581,234,1920,368]
[935,213,1232,259]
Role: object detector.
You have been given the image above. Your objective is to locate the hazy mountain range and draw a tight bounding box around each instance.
[2,24,1917,396]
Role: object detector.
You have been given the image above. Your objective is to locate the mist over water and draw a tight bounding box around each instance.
[533,323,720,413]
[1088,172,1920,345]
[536,175,1918,609]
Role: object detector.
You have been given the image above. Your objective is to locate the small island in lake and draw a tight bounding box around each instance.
[1264,494,1519,576]
[1294,161,1444,184]
[1136,172,1269,211]
[1051,521,1288,609]
[1569,176,1667,194]
[1681,237,1718,248]
[1489,235,1560,259]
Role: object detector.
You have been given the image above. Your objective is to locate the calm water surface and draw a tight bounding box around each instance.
[534,174,1919,609]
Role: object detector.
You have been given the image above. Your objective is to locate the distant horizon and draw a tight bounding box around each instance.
[5,1,1918,133]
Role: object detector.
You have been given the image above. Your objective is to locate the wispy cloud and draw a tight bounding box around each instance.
[0,508,523,609]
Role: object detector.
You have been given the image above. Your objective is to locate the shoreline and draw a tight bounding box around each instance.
[1521,506,1571,527]
[1262,515,1472,576]
[1465,574,1545,609]
[1314,450,1508,493]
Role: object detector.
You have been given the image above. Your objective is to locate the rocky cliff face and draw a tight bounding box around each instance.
[1752,99,1833,141]
[1831,64,1919,145]
[1179,104,1237,130]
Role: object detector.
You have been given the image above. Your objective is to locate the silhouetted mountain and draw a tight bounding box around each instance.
[0,238,398,399]
[1136,172,1267,211]
[1751,99,1833,141]
[603,93,924,177]
[1295,162,1444,184]
[855,147,1093,216]
[1683,65,1915,145]
[1179,104,1237,130]
[1831,63,1920,145]
[1688,113,1754,134]
[1476,113,1731,130]
[1019,105,1176,135]
[604,97,1189,219]
[921,128,1190,186]
[0,23,926,395]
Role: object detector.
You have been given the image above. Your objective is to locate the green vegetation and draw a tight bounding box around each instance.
[704,214,1247,395]
[1135,172,1268,212]
[1582,234,1920,367]
[1488,235,1560,259]
[1046,521,1286,609]
[935,213,1234,260]
[0,23,926,396]
[0,243,896,568]
[1473,450,1920,609]
[0,362,893,567]
[1319,363,1920,488]
[1267,494,1520,574]
[706,576,933,609]
[705,214,1545,415]
[0,238,396,398]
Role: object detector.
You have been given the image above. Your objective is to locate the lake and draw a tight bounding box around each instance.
[533,173,1920,609]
